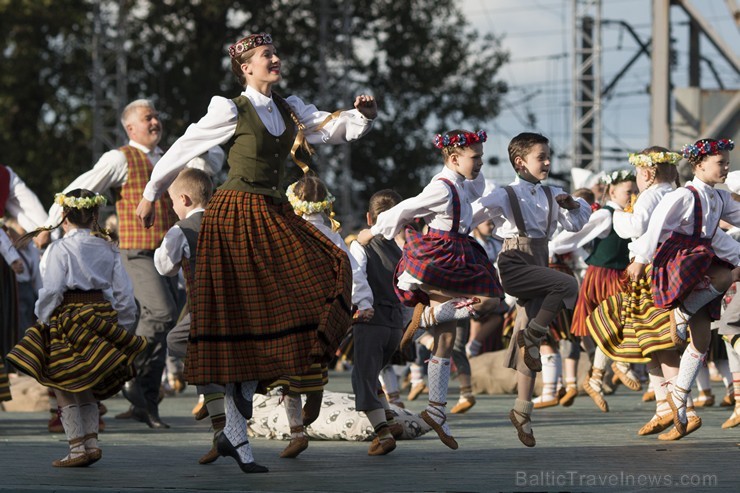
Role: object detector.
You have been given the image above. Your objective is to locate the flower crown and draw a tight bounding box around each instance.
[54,193,107,209]
[681,139,734,160]
[228,33,273,59]
[627,151,682,167]
[286,182,341,231]
[601,169,635,186]
[433,130,487,149]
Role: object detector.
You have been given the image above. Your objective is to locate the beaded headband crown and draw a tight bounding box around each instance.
[433,130,487,149]
[54,193,107,210]
[627,151,682,167]
[228,33,273,59]
[681,139,735,160]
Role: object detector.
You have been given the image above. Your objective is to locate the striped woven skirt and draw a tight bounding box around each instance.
[269,363,328,395]
[570,265,626,337]
[586,272,674,363]
[186,190,353,386]
[0,359,10,402]
[6,293,147,400]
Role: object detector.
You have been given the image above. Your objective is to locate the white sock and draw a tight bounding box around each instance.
[283,394,304,438]
[78,402,99,450]
[58,404,85,458]
[695,365,711,392]
[465,339,482,358]
[648,369,667,401]
[224,382,256,463]
[426,357,452,435]
[715,359,732,388]
[682,283,723,314]
[513,398,534,434]
[536,354,558,401]
[410,363,424,386]
[420,298,478,328]
[593,347,610,371]
[379,366,400,395]
[673,345,706,423]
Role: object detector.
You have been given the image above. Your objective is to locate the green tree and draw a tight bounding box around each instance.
[1,0,508,227]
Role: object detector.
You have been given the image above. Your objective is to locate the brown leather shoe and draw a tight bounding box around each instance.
[450,396,476,414]
[516,330,542,372]
[669,310,688,347]
[420,408,458,450]
[637,413,673,436]
[368,436,396,456]
[52,453,91,468]
[194,403,209,421]
[611,362,642,391]
[400,303,426,351]
[720,393,735,407]
[199,444,220,464]
[86,448,103,465]
[509,409,535,447]
[658,415,702,440]
[533,396,559,409]
[115,406,134,420]
[642,390,656,402]
[559,387,578,407]
[407,382,427,401]
[694,389,715,407]
[388,422,404,439]
[666,393,688,436]
[721,411,740,429]
[279,436,309,458]
[582,380,609,412]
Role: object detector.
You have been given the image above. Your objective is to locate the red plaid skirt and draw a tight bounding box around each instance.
[651,233,729,319]
[185,190,352,385]
[394,227,503,306]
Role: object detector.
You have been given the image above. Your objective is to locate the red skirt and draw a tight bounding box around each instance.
[394,227,503,306]
[571,265,626,337]
[651,233,730,320]
[186,190,353,385]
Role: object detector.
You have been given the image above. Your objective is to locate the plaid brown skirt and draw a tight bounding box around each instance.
[185,190,352,385]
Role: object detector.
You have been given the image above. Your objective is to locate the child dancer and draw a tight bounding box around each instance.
[358,129,502,449]
[274,174,374,459]
[7,189,146,467]
[350,189,407,455]
[154,168,225,464]
[473,132,591,446]
[627,138,739,437]
[551,169,638,412]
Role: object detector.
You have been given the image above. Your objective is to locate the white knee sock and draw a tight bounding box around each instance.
[224,382,256,463]
[283,394,304,438]
[593,347,610,371]
[673,345,706,423]
[535,354,558,401]
[420,298,478,328]
[426,357,452,435]
[78,402,99,450]
[695,365,711,392]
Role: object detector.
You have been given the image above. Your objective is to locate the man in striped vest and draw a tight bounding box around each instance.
[47,100,179,428]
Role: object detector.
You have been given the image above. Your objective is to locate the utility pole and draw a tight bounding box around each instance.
[571,0,602,171]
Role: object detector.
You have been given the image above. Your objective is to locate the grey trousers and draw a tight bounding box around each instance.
[121,249,179,410]
[351,323,403,411]
[717,290,740,336]
[166,312,223,395]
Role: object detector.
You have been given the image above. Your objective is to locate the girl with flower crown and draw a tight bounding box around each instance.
[627,138,740,439]
[357,129,503,450]
[271,174,374,459]
[7,189,146,468]
[550,169,638,411]
[136,32,377,473]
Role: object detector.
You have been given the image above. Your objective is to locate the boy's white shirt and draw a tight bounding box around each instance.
[143,86,374,202]
[472,177,592,238]
[36,228,136,330]
[370,166,486,240]
[302,213,373,311]
[629,177,740,265]
[153,207,205,277]
[3,165,50,233]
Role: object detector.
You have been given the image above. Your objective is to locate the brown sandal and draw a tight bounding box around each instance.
[516,330,542,372]
[280,426,309,458]
[666,390,688,436]
[400,303,428,350]
[509,409,536,447]
[420,402,458,450]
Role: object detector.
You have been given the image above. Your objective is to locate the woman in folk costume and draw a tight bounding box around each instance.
[273,174,374,459]
[627,138,740,439]
[357,129,503,450]
[6,189,145,467]
[551,169,638,412]
[136,33,377,473]
[586,148,698,439]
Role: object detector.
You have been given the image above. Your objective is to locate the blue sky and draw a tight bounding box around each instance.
[461,0,740,184]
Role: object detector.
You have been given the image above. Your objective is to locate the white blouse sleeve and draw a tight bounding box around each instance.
[370,180,451,239]
[286,95,373,145]
[550,208,612,255]
[144,96,239,201]
[555,194,592,233]
[5,166,50,231]
[35,243,67,324]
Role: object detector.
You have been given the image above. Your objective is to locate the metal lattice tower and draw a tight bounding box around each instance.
[571,0,602,171]
[91,0,128,162]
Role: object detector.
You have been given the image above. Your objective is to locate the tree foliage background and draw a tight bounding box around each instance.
[0,0,508,228]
